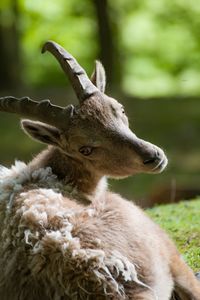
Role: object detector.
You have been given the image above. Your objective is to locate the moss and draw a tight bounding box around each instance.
[148,199,200,272]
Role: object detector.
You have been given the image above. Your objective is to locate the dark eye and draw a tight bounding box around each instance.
[79,146,93,156]
[121,106,125,114]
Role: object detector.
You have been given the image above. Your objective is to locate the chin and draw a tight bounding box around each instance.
[108,169,140,179]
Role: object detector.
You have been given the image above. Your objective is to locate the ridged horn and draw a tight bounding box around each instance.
[0,96,74,129]
[42,41,98,104]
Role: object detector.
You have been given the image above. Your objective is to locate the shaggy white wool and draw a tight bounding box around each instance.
[0,160,73,209]
[0,161,56,200]
[0,161,157,299]
[18,189,157,299]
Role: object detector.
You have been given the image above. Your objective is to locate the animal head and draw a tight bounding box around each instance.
[0,41,167,178]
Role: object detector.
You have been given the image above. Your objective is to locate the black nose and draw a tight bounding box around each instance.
[143,151,160,165]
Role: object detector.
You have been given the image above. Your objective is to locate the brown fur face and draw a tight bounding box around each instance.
[22,62,168,179]
[22,95,167,178]
[64,93,167,177]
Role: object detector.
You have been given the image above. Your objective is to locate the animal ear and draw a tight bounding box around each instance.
[91,60,106,93]
[21,120,62,147]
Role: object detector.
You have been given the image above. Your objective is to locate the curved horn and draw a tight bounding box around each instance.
[0,96,74,129]
[42,41,98,104]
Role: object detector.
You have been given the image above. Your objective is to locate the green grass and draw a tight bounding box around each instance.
[149,199,200,272]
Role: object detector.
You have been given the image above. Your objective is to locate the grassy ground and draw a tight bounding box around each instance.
[149,199,200,272]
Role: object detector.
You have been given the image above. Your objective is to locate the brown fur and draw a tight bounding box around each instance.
[0,161,199,299]
[0,146,199,299]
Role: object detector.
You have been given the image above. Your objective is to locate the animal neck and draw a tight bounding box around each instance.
[28,146,107,203]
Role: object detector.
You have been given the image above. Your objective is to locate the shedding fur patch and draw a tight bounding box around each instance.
[18,188,156,298]
[0,161,157,299]
[0,161,74,209]
[0,161,56,201]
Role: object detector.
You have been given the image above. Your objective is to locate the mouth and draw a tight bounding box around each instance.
[151,157,168,173]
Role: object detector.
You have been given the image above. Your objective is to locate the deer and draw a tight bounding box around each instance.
[0,41,199,300]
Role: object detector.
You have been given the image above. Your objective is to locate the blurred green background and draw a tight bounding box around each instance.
[1,0,200,207]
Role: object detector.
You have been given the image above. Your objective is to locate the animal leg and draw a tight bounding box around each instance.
[171,254,200,300]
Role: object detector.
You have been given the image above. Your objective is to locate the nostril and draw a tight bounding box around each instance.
[156,150,161,158]
[143,150,161,165]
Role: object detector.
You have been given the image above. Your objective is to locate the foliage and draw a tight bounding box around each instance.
[116,0,200,96]
[149,199,200,272]
[1,0,200,96]
[18,0,97,87]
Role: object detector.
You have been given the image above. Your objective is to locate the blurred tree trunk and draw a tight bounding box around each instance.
[92,0,122,89]
[0,0,21,90]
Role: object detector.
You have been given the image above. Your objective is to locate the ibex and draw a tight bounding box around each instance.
[0,41,199,300]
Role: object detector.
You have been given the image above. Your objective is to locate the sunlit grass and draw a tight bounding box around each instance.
[149,199,200,271]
